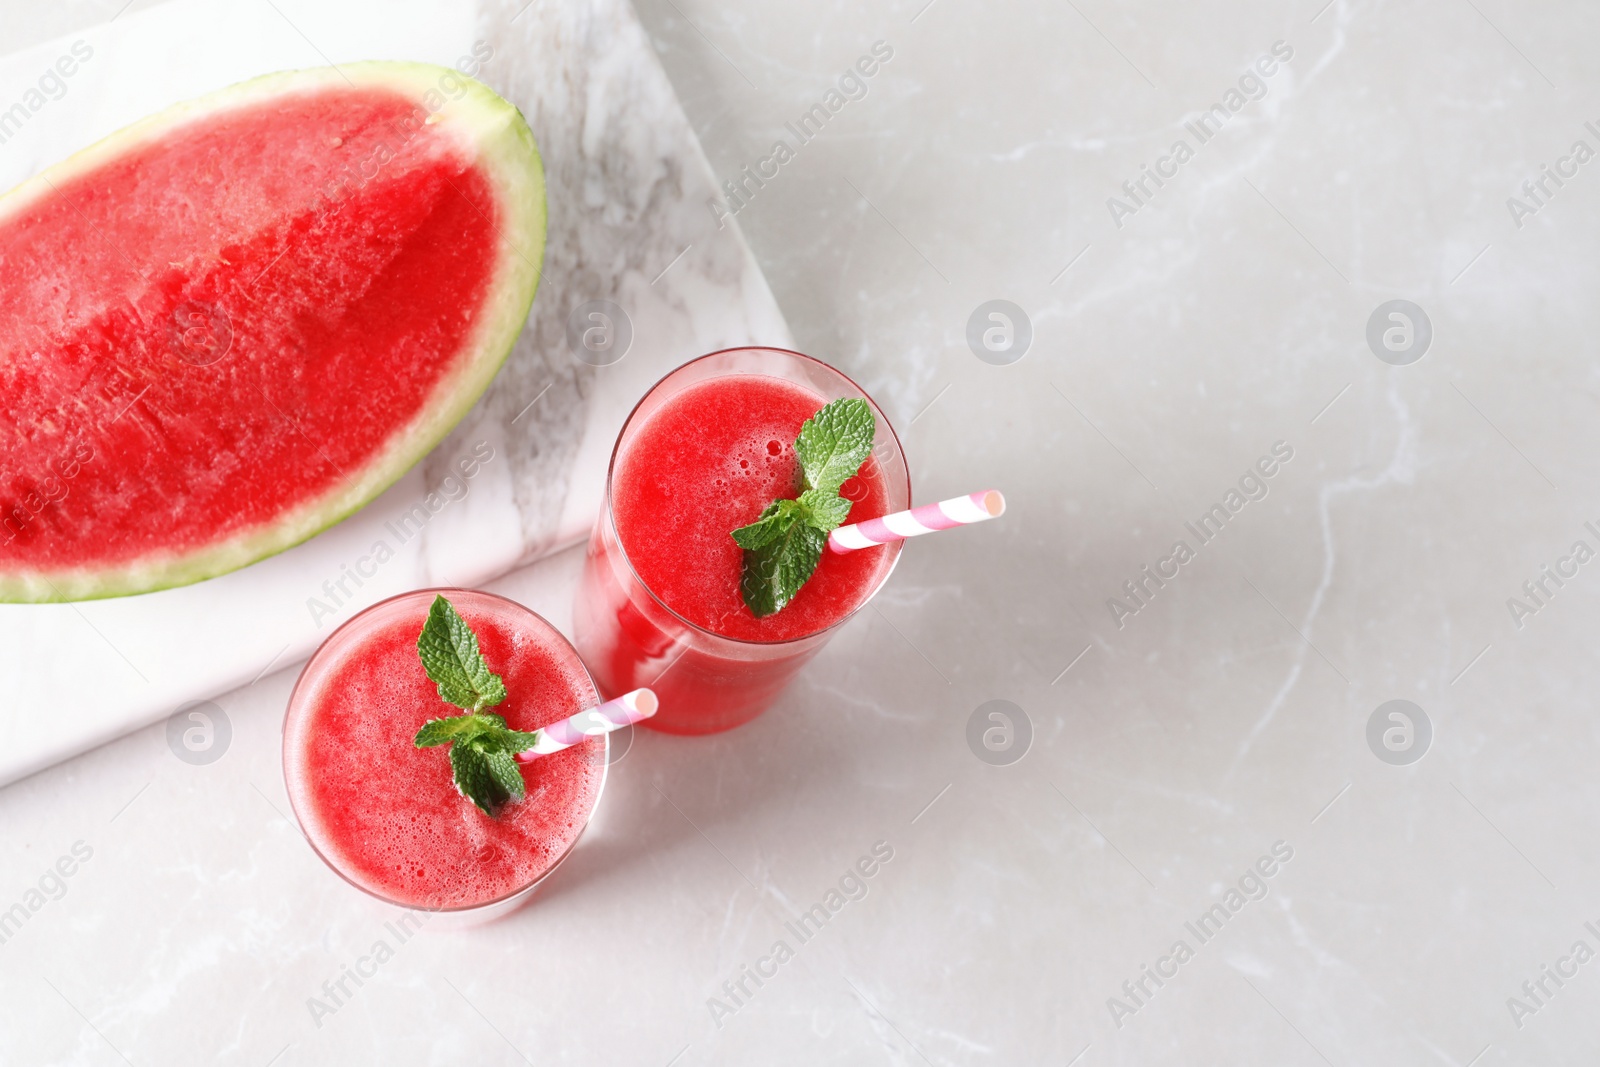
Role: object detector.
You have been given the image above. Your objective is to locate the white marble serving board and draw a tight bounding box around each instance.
[0,0,790,786]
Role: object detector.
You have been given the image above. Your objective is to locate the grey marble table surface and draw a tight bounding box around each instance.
[4,1,1600,1065]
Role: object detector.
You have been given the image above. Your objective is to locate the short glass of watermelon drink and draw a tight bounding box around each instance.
[283,589,605,923]
[573,347,910,735]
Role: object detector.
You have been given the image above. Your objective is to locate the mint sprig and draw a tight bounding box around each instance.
[416,593,507,711]
[411,595,539,816]
[731,397,875,617]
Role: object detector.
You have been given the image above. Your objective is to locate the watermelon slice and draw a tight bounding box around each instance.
[0,62,545,602]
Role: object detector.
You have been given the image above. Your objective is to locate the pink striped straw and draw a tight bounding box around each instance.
[829,490,1005,554]
[514,688,657,761]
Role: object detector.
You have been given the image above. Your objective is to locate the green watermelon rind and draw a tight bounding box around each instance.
[0,62,547,603]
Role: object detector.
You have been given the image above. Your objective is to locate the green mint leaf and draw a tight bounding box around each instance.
[797,488,852,531]
[413,715,483,748]
[732,499,803,550]
[481,747,527,805]
[740,518,826,618]
[794,397,874,496]
[449,743,498,816]
[416,595,507,711]
[474,713,541,756]
[731,398,875,618]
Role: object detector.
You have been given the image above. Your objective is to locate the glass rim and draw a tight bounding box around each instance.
[601,346,911,650]
[281,587,609,916]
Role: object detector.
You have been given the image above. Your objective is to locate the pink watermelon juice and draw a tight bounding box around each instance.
[284,590,604,916]
[574,348,910,734]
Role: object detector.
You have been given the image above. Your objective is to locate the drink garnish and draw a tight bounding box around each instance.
[731,397,875,617]
[412,595,539,816]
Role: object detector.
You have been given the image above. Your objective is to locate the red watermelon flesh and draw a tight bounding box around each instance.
[0,63,546,601]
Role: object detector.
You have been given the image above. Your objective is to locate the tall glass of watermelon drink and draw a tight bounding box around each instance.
[284,589,606,923]
[573,348,910,735]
